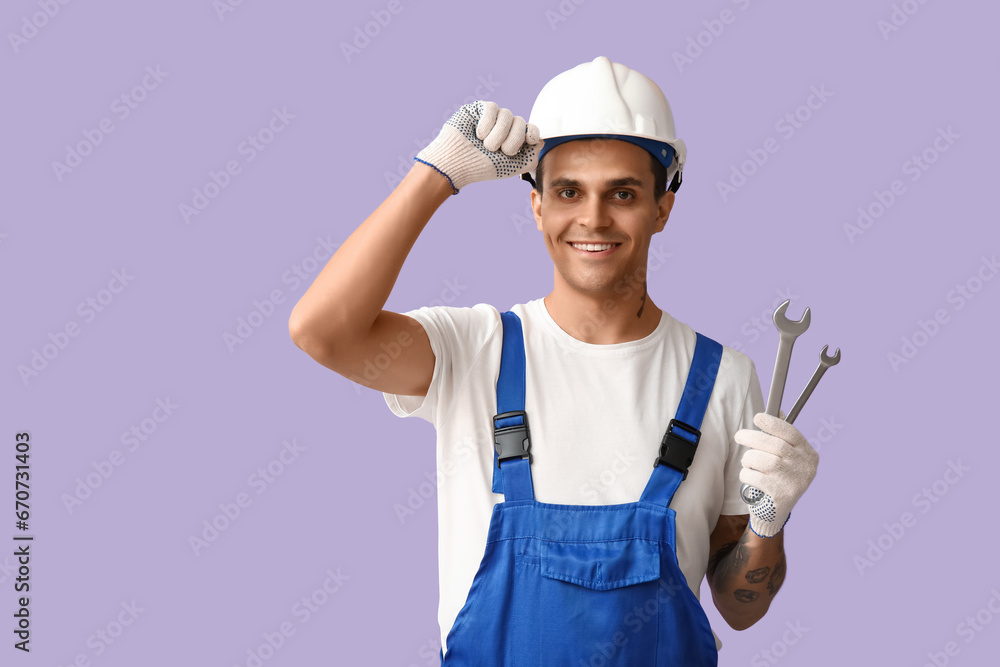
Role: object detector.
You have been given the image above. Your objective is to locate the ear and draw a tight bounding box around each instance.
[653,190,674,234]
[531,188,543,231]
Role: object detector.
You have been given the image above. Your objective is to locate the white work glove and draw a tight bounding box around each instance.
[415,101,541,193]
[736,413,819,538]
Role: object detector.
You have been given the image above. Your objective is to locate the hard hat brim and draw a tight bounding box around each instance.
[537,134,677,172]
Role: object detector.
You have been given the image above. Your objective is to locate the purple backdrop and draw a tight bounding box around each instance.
[4,0,998,665]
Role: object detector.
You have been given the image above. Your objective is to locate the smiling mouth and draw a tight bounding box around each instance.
[569,242,621,252]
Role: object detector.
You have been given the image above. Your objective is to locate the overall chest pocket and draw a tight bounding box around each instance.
[509,538,665,665]
[541,538,661,590]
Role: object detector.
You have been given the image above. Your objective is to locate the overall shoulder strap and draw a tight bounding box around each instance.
[671,332,723,435]
[640,332,724,507]
[491,311,534,501]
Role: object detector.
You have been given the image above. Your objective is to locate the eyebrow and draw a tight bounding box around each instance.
[548,176,645,189]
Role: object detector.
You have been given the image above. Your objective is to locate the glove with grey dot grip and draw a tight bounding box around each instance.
[736,413,819,538]
[415,101,541,193]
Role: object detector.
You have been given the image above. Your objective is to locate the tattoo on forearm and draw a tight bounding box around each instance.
[707,531,752,588]
[745,566,770,584]
[706,541,736,580]
[767,555,787,597]
[734,589,759,603]
[730,532,751,571]
[636,280,647,318]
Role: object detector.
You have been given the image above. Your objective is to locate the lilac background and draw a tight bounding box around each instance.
[3,0,998,665]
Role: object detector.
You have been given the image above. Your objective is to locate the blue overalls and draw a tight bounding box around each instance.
[441,311,723,666]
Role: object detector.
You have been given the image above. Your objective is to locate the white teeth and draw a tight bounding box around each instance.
[571,243,615,252]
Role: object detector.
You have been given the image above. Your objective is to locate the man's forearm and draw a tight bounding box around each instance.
[706,520,787,630]
[289,162,452,348]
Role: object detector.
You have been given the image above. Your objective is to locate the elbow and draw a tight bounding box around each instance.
[289,301,371,369]
[288,310,327,358]
[724,615,762,632]
[719,600,771,631]
[709,583,770,631]
[288,308,306,348]
[288,307,356,366]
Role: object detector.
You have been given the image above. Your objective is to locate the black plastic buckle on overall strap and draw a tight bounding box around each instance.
[654,418,701,479]
[493,410,531,467]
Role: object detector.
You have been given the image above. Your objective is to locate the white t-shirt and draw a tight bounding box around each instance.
[383,297,764,652]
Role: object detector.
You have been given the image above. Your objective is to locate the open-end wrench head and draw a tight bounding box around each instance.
[820,345,841,367]
[772,299,811,335]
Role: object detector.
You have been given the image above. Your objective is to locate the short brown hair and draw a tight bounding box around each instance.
[533,138,668,201]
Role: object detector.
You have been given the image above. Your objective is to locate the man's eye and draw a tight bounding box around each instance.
[558,189,577,199]
[613,191,633,200]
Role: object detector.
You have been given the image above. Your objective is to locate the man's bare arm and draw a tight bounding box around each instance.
[705,413,819,629]
[705,514,787,631]
[288,162,451,397]
[289,102,541,397]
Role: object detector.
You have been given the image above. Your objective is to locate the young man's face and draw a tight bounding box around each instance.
[530,139,674,300]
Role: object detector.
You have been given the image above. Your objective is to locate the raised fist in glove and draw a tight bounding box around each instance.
[416,101,541,193]
[736,413,819,538]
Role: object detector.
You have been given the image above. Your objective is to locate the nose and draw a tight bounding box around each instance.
[576,195,612,230]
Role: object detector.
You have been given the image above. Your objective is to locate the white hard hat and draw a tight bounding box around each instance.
[525,56,687,192]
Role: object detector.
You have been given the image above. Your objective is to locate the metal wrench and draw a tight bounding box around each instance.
[740,342,838,505]
[764,300,811,418]
[740,299,810,505]
[784,345,841,424]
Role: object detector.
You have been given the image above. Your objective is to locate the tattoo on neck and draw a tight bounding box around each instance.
[636,280,647,318]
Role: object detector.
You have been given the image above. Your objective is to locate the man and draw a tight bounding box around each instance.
[289,57,819,665]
